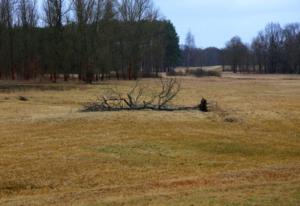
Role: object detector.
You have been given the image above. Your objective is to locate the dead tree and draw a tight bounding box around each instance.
[83,78,207,112]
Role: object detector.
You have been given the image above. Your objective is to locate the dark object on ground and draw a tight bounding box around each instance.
[18,96,28,101]
[199,98,208,112]
[188,69,221,77]
[166,70,186,76]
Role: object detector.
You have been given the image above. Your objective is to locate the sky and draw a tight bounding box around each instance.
[154,0,300,48]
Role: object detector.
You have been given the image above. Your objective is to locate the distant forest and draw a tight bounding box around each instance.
[181,23,300,74]
[0,0,299,83]
[180,46,222,67]
[0,0,180,82]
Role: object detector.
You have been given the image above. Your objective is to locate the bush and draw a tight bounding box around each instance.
[188,69,221,77]
[166,70,186,76]
[18,96,28,101]
[140,73,160,78]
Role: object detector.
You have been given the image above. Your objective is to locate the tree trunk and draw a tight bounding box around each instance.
[64,74,69,81]
[116,70,120,80]
[53,73,57,83]
[128,63,132,80]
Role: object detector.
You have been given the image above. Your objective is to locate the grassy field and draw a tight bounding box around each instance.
[0,73,300,206]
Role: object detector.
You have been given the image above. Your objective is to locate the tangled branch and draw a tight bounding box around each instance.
[83,78,208,112]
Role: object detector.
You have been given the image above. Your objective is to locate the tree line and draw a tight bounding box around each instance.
[179,31,221,68]
[181,23,300,74]
[0,0,180,82]
[224,23,300,73]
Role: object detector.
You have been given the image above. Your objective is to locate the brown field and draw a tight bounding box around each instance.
[0,73,300,206]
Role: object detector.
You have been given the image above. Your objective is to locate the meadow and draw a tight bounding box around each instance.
[0,73,299,206]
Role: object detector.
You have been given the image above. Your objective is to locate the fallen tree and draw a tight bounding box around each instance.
[82,78,208,112]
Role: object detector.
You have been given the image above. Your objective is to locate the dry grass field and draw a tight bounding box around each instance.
[0,73,300,206]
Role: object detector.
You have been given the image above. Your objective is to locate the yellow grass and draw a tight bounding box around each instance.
[0,74,300,206]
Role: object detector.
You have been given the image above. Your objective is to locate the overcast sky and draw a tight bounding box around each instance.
[155,0,300,48]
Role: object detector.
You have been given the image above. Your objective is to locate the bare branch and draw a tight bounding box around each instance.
[82,78,206,112]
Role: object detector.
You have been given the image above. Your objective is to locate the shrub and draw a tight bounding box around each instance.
[188,69,221,77]
[18,96,28,101]
[166,70,186,76]
[140,73,160,78]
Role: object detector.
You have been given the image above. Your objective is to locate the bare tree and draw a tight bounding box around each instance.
[283,23,300,73]
[264,23,283,73]
[117,0,157,22]
[251,32,267,73]
[82,78,201,112]
[17,0,38,27]
[225,36,248,73]
[116,0,160,79]
[92,0,105,22]
[0,0,17,79]
[16,0,38,79]
[72,0,96,81]
[43,0,71,82]
[72,0,95,24]
[184,30,195,69]
[44,0,72,27]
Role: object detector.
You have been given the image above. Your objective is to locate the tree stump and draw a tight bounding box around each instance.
[199,98,208,112]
